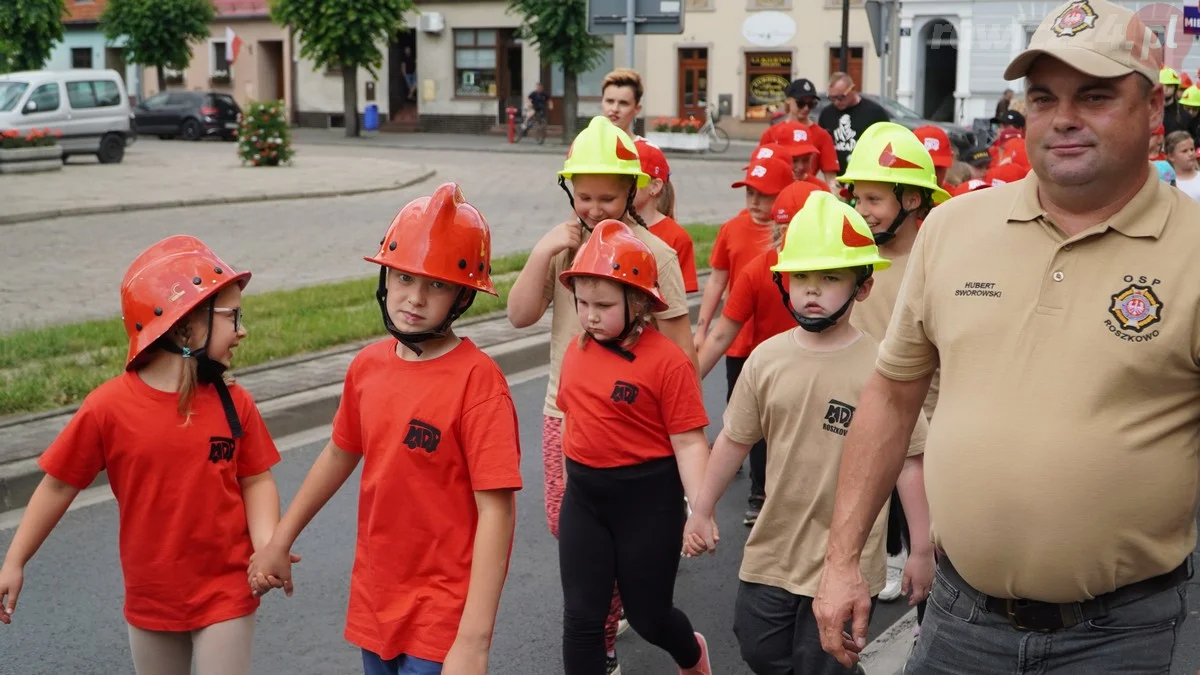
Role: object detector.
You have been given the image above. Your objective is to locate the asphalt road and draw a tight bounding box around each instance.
[0,363,1196,674]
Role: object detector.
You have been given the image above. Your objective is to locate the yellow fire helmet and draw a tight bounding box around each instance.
[1160,67,1181,86]
[1179,85,1200,108]
[838,122,952,204]
[772,191,891,274]
[558,116,650,188]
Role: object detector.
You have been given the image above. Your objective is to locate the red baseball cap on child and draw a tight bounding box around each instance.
[732,157,793,195]
[772,181,822,223]
[950,178,992,197]
[749,143,796,164]
[913,125,954,169]
[634,139,670,180]
[771,121,817,147]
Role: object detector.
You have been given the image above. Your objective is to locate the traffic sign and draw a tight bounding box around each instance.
[587,0,685,35]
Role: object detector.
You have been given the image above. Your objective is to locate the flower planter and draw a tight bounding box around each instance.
[0,145,63,174]
[644,131,707,152]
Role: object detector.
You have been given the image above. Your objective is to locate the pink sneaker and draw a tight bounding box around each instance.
[680,632,712,675]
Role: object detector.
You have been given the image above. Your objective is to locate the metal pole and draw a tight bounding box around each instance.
[883,3,892,96]
[888,0,901,99]
[840,0,850,73]
[626,0,636,70]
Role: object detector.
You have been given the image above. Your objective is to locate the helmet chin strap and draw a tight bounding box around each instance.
[374,267,475,356]
[156,298,244,439]
[772,270,871,333]
[557,177,643,234]
[579,287,637,362]
[870,185,914,247]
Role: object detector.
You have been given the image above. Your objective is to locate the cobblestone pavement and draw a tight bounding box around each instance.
[0,139,745,332]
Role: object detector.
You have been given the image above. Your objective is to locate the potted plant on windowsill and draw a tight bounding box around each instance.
[0,128,64,174]
[210,69,232,86]
[644,116,706,152]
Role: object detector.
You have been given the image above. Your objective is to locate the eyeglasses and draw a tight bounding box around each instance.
[213,307,243,332]
[828,86,854,102]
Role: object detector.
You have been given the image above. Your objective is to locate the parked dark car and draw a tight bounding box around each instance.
[134,90,241,141]
[812,93,976,155]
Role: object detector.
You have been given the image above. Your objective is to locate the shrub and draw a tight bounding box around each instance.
[236,100,293,167]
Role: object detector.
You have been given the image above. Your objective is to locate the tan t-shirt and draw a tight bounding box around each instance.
[852,246,941,420]
[542,224,689,417]
[878,171,1200,602]
[724,328,926,597]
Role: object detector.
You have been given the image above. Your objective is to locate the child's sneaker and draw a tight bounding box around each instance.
[680,632,712,675]
[617,609,629,637]
[880,550,907,601]
[743,506,760,526]
[606,653,621,675]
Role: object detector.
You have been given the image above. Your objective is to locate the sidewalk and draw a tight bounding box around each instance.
[0,276,707,512]
[290,127,757,162]
[0,139,435,226]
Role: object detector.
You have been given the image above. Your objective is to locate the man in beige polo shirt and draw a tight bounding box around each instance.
[813,1,1198,672]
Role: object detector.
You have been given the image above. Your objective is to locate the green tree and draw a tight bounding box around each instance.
[0,0,66,74]
[507,0,609,141]
[102,0,214,92]
[271,0,414,137]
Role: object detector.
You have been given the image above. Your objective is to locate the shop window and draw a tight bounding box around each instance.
[455,28,499,97]
[745,52,792,119]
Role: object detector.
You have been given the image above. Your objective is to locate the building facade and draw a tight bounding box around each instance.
[641,0,882,140]
[294,0,617,132]
[46,0,142,99]
[144,0,293,112]
[896,0,1200,128]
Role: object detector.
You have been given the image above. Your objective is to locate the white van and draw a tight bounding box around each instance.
[0,69,135,164]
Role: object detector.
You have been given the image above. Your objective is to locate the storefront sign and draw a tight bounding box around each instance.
[745,52,792,119]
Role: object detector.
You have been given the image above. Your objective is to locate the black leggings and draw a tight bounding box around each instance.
[725,355,766,504]
[560,456,702,674]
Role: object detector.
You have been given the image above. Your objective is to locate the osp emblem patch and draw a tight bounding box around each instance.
[1109,284,1162,333]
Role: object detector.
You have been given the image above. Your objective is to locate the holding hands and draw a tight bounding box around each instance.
[682,511,720,558]
[248,543,302,598]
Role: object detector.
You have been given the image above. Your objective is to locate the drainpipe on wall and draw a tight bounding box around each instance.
[288,26,299,125]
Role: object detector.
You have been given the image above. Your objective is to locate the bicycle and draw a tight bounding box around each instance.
[699,101,730,153]
[516,108,548,145]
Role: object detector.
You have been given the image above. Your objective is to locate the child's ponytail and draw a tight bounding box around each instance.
[656,179,676,219]
[172,322,200,425]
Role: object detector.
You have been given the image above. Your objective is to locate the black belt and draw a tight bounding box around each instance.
[938,553,1193,633]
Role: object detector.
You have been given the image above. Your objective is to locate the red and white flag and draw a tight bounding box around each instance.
[225,26,243,65]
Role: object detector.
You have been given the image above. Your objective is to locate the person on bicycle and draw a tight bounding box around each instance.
[521,83,551,138]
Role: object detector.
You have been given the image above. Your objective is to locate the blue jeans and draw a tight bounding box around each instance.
[362,650,443,675]
[906,560,1190,674]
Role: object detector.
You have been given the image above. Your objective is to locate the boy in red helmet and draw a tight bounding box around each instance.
[251,183,523,675]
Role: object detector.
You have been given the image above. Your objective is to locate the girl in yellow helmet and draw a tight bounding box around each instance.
[505,116,695,674]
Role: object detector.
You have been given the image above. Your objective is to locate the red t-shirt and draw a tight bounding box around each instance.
[332,338,523,662]
[760,122,839,174]
[711,211,775,358]
[38,372,280,631]
[557,329,708,468]
[649,216,699,293]
[721,249,797,351]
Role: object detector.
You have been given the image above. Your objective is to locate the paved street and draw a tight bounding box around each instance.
[0,139,744,333]
[0,364,928,675]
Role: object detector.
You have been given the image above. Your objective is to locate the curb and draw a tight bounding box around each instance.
[0,292,705,513]
[0,168,438,227]
[860,608,916,675]
[297,135,754,164]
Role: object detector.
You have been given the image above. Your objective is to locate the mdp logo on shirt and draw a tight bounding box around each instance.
[404,418,442,453]
[208,436,235,463]
[610,380,640,404]
[822,399,856,437]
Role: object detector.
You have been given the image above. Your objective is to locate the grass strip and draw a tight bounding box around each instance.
[0,224,719,417]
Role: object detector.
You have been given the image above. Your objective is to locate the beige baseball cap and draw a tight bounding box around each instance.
[1004,0,1163,82]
